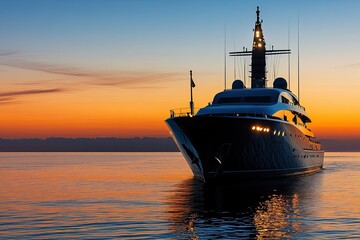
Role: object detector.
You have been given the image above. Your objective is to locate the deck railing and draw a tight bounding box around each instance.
[169,108,199,118]
[289,102,305,111]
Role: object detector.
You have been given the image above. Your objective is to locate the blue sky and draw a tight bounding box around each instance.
[1,0,359,73]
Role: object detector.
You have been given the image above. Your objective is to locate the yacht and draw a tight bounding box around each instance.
[166,7,324,181]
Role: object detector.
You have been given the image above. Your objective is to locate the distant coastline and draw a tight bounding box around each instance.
[0,137,358,152]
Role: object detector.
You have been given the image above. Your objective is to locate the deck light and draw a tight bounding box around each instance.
[253,125,270,133]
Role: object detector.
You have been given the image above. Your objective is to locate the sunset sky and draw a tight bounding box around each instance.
[0,0,359,139]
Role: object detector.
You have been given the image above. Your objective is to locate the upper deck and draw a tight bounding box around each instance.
[197,88,307,117]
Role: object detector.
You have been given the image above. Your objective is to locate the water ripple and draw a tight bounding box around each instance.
[0,152,359,239]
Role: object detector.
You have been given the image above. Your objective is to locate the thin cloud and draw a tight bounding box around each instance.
[0,88,66,97]
[0,88,66,105]
[0,97,15,104]
[339,63,360,68]
[90,72,182,88]
[0,51,17,56]
[349,63,360,68]
[1,60,101,78]
[0,59,183,88]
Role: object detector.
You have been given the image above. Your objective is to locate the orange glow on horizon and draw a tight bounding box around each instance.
[0,66,359,139]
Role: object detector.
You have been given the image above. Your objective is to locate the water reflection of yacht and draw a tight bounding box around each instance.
[166,176,319,239]
[166,7,324,181]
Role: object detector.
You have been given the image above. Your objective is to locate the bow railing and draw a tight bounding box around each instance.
[169,108,199,118]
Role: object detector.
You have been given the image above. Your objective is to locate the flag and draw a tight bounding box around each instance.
[191,77,196,88]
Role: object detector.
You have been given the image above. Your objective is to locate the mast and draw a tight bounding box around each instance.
[297,14,300,101]
[224,23,227,90]
[288,17,291,90]
[251,6,266,88]
[190,70,194,116]
[229,7,291,89]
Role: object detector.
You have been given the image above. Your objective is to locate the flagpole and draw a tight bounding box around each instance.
[190,70,194,116]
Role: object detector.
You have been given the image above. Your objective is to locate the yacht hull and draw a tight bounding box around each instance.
[166,115,324,181]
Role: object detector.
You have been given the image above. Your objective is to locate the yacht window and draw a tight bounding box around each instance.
[217,96,275,104]
[291,96,299,105]
[293,115,297,124]
[281,96,289,104]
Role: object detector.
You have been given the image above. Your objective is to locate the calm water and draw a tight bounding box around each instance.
[0,152,359,239]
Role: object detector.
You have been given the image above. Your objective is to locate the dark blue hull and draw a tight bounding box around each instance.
[166,115,324,181]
